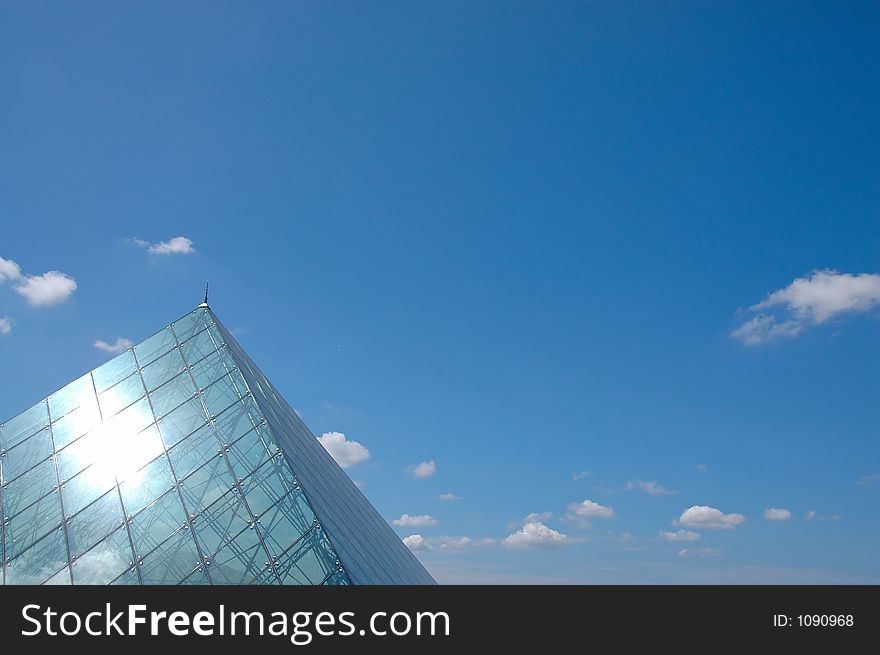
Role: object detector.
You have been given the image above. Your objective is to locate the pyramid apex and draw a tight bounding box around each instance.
[198,281,210,309]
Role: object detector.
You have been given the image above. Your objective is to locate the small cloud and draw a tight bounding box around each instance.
[132,236,195,255]
[0,256,23,282]
[857,473,880,486]
[317,431,371,468]
[503,522,570,549]
[625,480,678,496]
[678,547,722,558]
[730,315,802,345]
[572,470,591,480]
[805,510,842,521]
[695,463,708,473]
[14,271,77,306]
[732,270,880,345]
[1,256,77,306]
[403,535,432,552]
[407,460,437,479]
[434,493,461,501]
[566,499,614,521]
[659,529,700,542]
[509,511,553,528]
[392,514,438,527]
[94,337,133,355]
[764,508,792,521]
[678,505,745,530]
[434,536,497,550]
[0,316,12,335]
[403,534,496,552]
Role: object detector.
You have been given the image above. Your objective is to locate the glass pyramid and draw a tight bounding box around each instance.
[0,305,435,585]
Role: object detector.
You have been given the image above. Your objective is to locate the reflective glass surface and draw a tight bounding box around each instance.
[2,306,432,585]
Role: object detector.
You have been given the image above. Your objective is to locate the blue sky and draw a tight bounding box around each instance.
[1,1,878,583]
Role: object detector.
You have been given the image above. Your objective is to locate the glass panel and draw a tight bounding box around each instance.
[5,490,62,558]
[225,425,277,478]
[56,398,154,483]
[172,308,213,343]
[179,457,234,515]
[189,348,233,390]
[140,348,187,392]
[213,400,261,448]
[134,326,177,367]
[139,525,202,584]
[277,527,338,585]
[98,373,145,419]
[201,373,242,418]
[60,467,115,517]
[129,489,187,556]
[258,492,316,556]
[180,327,222,365]
[71,525,133,584]
[208,529,266,584]
[119,454,176,516]
[66,490,125,556]
[51,398,101,450]
[48,373,95,421]
[92,350,137,394]
[5,527,68,584]
[157,397,207,447]
[3,427,53,482]
[114,424,166,482]
[1,401,49,451]
[56,429,105,481]
[149,374,198,419]
[3,459,57,517]
[194,489,253,557]
[168,423,221,480]
[240,457,297,516]
[43,566,72,585]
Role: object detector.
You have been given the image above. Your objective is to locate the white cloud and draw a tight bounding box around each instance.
[678,547,722,558]
[0,317,12,335]
[524,511,553,523]
[659,529,700,542]
[12,271,77,306]
[317,431,370,468]
[408,460,437,479]
[805,510,842,521]
[94,337,133,354]
[434,493,461,501]
[572,470,591,480]
[434,536,498,550]
[764,508,792,521]
[403,535,432,552]
[857,473,880,486]
[678,505,745,530]
[0,256,23,282]
[730,315,802,345]
[393,514,438,527]
[132,236,196,255]
[625,480,678,496]
[695,463,708,473]
[403,534,496,552]
[503,522,570,549]
[732,270,880,345]
[567,499,614,519]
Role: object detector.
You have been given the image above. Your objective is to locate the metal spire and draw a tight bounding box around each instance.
[198,282,210,309]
